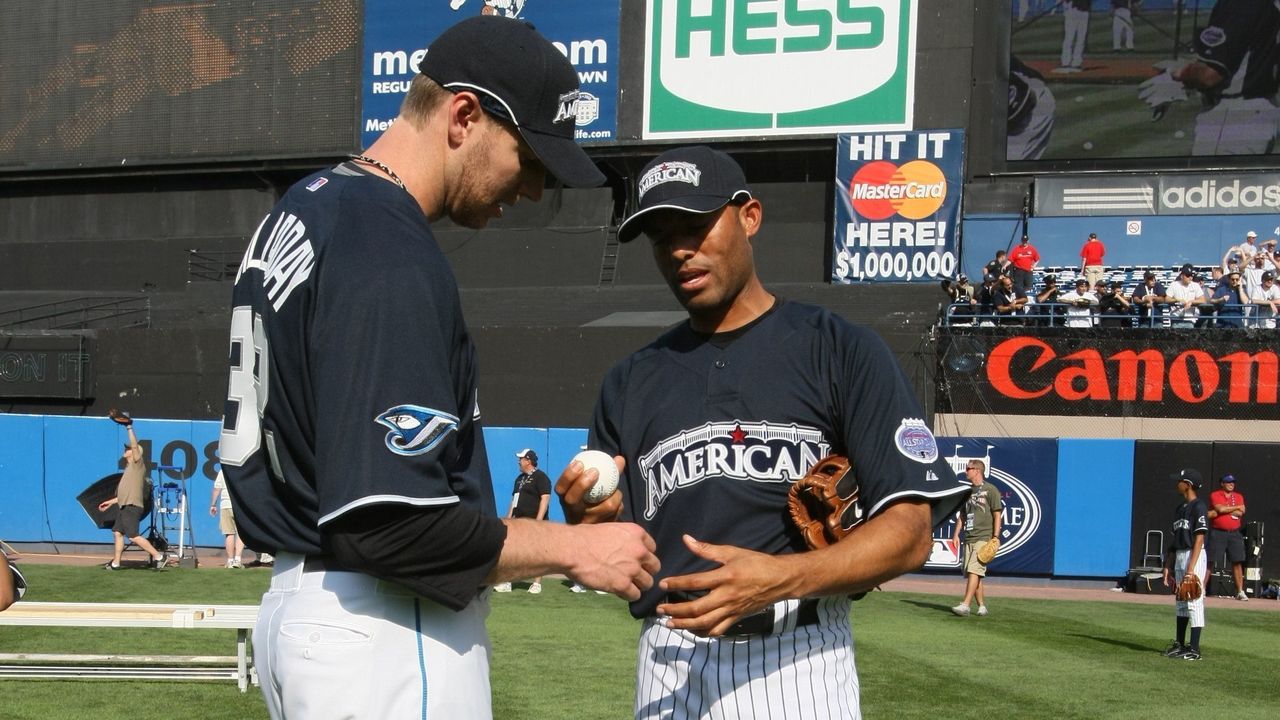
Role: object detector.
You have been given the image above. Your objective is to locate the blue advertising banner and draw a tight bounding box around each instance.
[361,0,618,149]
[927,437,1058,575]
[832,130,963,284]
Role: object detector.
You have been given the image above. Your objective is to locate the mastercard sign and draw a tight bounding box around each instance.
[833,131,964,284]
[848,160,948,221]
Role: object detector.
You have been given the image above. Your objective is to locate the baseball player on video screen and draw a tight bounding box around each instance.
[557,146,969,719]
[1139,0,1280,154]
[219,16,658,720]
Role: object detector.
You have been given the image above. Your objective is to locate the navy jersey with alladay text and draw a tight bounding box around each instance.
[220,163,494,555]
[591,301,969,617]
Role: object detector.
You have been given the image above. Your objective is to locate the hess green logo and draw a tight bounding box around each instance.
[644,0,915,139]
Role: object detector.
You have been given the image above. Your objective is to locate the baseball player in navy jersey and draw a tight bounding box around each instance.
[220,17,658,720]
[1139,0,1280,153]
[557,146,970,719]
[1162,468,1208,661]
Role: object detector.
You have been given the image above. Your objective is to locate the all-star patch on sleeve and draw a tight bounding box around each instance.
[820,311,969,529]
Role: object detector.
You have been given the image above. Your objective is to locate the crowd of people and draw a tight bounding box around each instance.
[944,231,1280,328]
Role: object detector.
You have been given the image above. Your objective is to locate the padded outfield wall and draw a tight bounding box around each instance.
[1,413,1273,581]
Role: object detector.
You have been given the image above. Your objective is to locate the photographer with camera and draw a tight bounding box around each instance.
[1059,278,1098,327]
[941,274,976,323]
[1097,280,1132,328]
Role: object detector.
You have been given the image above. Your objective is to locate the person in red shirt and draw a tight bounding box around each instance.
[1080,232,1107,288]
[1207,474,1248,601]
[1008,235,1041,294]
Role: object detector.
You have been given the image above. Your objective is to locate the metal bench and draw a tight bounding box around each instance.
[0,601,258,691]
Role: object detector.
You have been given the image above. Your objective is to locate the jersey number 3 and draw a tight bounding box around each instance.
[220,305,270,466]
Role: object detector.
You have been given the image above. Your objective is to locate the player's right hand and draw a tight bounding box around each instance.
[555,455,624,525]
[1138,61,1189,120]
[568,523,660,601]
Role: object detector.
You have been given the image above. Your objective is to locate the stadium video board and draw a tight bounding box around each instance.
[0,0,360,173]
[1007,0,1280,161]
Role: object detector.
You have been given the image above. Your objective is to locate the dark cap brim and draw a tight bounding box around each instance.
[617,191,750,243]
[520,128,604,189]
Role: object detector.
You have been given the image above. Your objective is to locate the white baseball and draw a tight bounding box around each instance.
[575,450,619,505]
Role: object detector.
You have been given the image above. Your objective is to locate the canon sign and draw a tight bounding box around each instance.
[1162,179,1280,211]
[987,336,1278,405]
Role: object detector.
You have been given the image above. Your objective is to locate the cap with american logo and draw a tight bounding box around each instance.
[419,16,604,188]
[618,146,752,243]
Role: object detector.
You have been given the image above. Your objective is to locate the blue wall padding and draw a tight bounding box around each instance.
[0,414,49,540]
[1054,438,1135,577]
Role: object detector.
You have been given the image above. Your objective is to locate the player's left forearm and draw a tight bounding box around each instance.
[788,499,933,598]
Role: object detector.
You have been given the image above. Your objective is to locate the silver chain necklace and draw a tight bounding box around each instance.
[349,154,405,189]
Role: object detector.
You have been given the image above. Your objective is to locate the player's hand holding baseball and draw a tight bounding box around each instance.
[655,535,795,638]
[555,455,625,524]
[1139,60,1189,120]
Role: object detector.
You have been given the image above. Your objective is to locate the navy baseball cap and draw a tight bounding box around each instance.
[1220,474,1237,484]
[1171,468,1202,489]
[617,146,753,243]
[419,16,604,188]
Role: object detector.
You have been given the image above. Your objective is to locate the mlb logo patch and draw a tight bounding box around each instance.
[306,177,329,192]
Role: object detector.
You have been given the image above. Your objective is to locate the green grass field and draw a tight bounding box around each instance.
[3,565,1276,719]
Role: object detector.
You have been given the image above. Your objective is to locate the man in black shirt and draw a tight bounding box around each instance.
[1097,280,1133,328]
[493,449,552,594]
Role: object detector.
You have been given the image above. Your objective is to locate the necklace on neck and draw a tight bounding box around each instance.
[349,154,405,189]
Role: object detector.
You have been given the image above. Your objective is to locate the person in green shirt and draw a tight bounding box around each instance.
[951,459,1002,617]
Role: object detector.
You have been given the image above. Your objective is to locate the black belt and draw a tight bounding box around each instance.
[665,592,821,637]
[303,556,339,572]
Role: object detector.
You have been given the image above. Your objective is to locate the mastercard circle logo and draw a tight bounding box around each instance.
[848,160,947,221]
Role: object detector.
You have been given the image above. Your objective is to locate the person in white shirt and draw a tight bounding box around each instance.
[1058,278,1098,327]
[1234,231,1259,263]
[1166,268,1206,327]
[1251,270,1280,328]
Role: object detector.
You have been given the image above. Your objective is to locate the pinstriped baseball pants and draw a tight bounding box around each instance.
[635,597,860,720]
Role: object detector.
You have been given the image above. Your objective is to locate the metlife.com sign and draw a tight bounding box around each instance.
[361,0,618,149]
[643,0,916,139]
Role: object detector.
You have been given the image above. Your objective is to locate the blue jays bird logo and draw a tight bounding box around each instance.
[375,404,459,456]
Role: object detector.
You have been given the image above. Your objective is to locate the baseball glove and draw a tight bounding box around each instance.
[107,408,133,426]
[976,537,1000,565]
[787,455,861,550]
[1175,572,1202,602]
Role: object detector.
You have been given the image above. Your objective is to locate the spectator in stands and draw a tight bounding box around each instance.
[1035,274,1064,326]
[1097,279,1132,327]
[1059,278,1097,327]
[1,549,26,611]
[1251,270,1280,328]
[942,275,976,324]
[1008,235,1040,294]
[1166,267,1206,328]
[985,250,1009,279]
[1132,270,1168,327]
[976,273,999,323]
[993,273,1029,324]
[1080,232,1106,288]
[1211,271,1249,328]
[1234,230,1259,263]
[1239,251,1269,298]
[1196,269,1223,327]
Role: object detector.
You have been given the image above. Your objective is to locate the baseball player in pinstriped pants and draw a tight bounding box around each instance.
[558,146,969,719]
[1162,469,1208,661]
